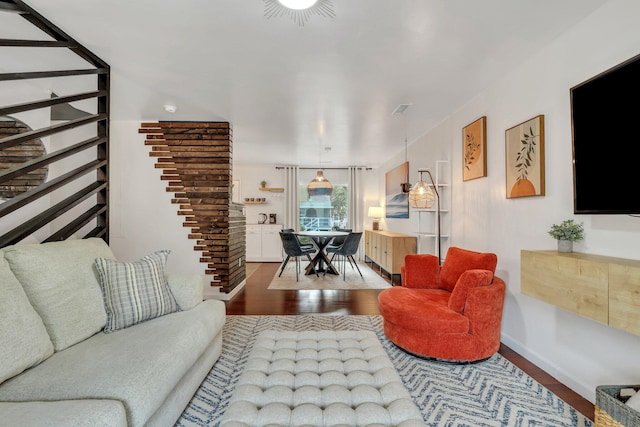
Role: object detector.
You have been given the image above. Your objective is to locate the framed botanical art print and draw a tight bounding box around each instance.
[505,114,545,198]
[462,116,487,181]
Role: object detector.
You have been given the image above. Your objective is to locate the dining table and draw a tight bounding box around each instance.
[294,230,349,276]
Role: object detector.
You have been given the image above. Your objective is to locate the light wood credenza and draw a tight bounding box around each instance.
[521,250,640,336]
[365,230,417,283]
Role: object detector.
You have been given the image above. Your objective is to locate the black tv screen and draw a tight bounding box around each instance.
[571,52,640,214]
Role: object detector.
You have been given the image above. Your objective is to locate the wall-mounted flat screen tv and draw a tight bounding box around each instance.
[571,52,640,214]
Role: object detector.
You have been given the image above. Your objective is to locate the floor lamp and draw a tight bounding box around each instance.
[408,168,441,264]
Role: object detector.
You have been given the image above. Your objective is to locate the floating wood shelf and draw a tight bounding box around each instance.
[259,187,284,192]
[521,250,640,336]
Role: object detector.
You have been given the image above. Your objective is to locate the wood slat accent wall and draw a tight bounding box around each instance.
[139,121,245,293]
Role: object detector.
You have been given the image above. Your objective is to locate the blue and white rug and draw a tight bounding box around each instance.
[176,315,593,426]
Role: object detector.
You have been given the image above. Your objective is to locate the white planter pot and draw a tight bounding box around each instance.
[557,240,573,253]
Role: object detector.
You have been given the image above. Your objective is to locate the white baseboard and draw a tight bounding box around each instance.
[204,279,245,301]
[500,332,595,404]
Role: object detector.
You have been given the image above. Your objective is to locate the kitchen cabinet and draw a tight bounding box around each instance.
[246,224,283,262]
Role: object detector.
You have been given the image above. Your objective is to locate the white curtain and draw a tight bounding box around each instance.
[282,166,299,230]
[348,166,365,260]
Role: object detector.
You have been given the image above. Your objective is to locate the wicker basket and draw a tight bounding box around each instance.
[595,385,640,427]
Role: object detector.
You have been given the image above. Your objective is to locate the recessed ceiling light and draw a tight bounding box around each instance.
[278,0,317,10]
[264,0,334,26]
[164,104,177,113]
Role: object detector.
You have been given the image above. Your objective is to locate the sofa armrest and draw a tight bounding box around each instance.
[166,274,204,310]
[0,400,127,427]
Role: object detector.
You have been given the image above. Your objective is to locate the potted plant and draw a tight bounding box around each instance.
[547,219,584,252]
[260,180,267,188]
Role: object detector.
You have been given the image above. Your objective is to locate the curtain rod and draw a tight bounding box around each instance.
[275,166,372,170]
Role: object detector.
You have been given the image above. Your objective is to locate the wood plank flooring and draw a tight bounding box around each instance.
[222,261,595,421]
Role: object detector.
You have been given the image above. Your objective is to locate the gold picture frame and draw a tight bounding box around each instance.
[505,114,545,198]
[462,116,487,181]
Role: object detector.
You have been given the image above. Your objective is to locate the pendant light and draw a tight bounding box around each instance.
[307,144,333,197]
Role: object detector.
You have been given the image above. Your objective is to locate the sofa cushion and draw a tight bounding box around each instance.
[439,247,497,292]
[378,287,469,334]
[0,253,54,384]
[95,250,178,333]
[0,400,127,427]
[448,269,495,313]
[3,238,113,351]
[401,254,440,288]
[0,300,226,427]
[166,273,204,311]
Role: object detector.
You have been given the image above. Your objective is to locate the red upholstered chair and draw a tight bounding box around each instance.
[378,247,506,362]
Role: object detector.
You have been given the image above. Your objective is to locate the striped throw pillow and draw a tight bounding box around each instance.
[95,250,178,333]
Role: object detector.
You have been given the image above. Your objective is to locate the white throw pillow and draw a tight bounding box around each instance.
[3,238,113,351]
[0,253,53,384]
[95,250,179,333]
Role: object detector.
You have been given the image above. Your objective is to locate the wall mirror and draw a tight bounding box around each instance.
[0,116,48,200]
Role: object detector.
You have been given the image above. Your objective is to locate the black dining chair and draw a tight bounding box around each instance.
[324,228,352,267]
[278,231,318,281]
[282,228,315,251]
[324,231,363,280]
[326,228,352,249]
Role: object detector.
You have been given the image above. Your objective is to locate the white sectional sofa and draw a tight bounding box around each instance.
[0,238,226,427]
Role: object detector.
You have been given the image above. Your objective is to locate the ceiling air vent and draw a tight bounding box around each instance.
[392,104,412,115]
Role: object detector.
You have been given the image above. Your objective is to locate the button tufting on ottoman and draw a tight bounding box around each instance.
[220,330,425,426]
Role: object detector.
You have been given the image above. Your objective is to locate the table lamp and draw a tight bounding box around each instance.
[368,206,384,230]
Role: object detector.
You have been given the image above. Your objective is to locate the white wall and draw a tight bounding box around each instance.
[376,0,640,403]
[108,121,208,283]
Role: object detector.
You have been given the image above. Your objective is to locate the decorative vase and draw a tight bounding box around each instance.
[557,240,573,253]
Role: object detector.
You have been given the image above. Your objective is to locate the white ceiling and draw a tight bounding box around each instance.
[17,0,608,168]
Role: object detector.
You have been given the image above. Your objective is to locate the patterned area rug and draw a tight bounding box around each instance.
[176,315,593,427]
[267,262,391,290]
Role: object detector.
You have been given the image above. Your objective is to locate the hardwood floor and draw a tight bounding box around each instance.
[223,262,595,421]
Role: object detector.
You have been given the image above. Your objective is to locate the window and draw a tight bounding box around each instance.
[299,169,348,231]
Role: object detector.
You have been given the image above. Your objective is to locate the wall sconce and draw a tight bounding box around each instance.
[409,168,441,264]
[368,206,384,231]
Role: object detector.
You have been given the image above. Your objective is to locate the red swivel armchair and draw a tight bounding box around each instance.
[378,247,506,362]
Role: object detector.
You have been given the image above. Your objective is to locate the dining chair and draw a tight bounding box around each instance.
[325,228,352,268]
[278,231,318,281]
[281,228,315,251]
[324,231,363,280]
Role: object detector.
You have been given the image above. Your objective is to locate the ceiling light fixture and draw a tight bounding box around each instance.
[264,0,335,26]
[307,142,333,197]
[164,104,177,113]
[278,0,317,9]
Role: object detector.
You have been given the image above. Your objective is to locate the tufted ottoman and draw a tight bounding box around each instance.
[220,330,424,426]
